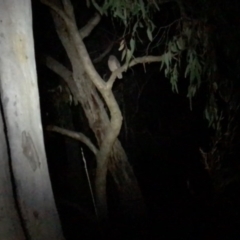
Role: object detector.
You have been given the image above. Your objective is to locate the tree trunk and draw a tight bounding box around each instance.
[0,1,64,239]
[109,140,146,221]
[0,109,25,240]
[43,1,145,221]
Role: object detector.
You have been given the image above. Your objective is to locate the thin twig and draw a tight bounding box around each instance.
[81,148,98,218]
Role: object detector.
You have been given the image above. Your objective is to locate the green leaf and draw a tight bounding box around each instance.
[121,48,127,61]
[170,41,178,53]
[152,0,160,11]
[146,27,153,41]
[133,21,139,34]
[102,0,113,12]
[164,67,169,76]
[184,27,192,42]
[126,48,133,66]
[139,22,144,28]
[184,62,191,78]
[139,0,146,18]
[114,7,125,21]
[160,54,165,70]
[170,64,179,93]
[149,20,156,32]
[118,39,125,51]
[130,38,135,53]
[176,36,185,50]
[91,0,103,14]
[164,52,172,72]
[123,7,127,25]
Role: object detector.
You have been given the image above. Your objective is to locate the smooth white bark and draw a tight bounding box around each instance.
[0,0,64,239]
[0,109,25,240]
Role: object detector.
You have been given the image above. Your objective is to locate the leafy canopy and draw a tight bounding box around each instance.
[87,0,224,131]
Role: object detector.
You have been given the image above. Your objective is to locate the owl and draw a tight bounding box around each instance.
[108,55,122,79]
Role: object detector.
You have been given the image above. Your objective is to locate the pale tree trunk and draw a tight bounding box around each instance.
[42,0,146,221]
[0,110,25,240]
[0,1,64,239]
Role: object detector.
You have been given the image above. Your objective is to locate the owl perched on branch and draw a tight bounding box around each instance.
[108,55,123,79]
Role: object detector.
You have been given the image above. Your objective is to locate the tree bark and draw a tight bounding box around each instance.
[0,108,25,240]
[42,0,146,221]
[0,0,64,239]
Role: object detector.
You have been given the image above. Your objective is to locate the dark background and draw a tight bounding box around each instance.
[32,1,240,239]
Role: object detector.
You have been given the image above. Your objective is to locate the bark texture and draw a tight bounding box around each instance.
[42,0,146,221]
[0,0,64,239]
[0,107,25,240]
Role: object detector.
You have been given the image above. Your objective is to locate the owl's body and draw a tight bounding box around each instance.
[108,55,122,79]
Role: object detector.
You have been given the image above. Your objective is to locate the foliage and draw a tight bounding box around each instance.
[87,0,239,136]
[88,0,211,112]
[87,0,158,65]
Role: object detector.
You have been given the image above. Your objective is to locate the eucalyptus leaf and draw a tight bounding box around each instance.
[184,27,192,42]
[130,38,135,52]
[118,40,125,51]
[147,27,153,41]
[152,0,160,11]
[133,21,139,34]
[170,64,179,93]
[164,67,169,76]
[184,63,190,78]
[123,7,127,25]
[164,52,171,71]
[126,48,133,65]
[176,37,185,50]
[121,48,127,61]
[170,42,178,53]
[91,0,103,14]
[160,56,165,70]
[149,20,156,32]
[139,22,144,28]
[139,0,146,18]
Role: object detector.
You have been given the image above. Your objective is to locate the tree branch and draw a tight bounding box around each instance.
[44,55,79,105]
[62,0,74,19]
[42,0,106,91]
[107,55,163,89]
[41,0,72,25]
[44,55,71,76]
[46,125,98,155]
[79,13,101,39]
[93,42,114,64]
[62,0,102,39]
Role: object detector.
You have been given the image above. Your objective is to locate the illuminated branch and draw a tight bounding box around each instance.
[93,42,114,63]
[42,0,106,91]
[44,56,79,105]
[107,55,163,88]
[79,13,101,39]
[46,125,98,155]
[41,0,72,25]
